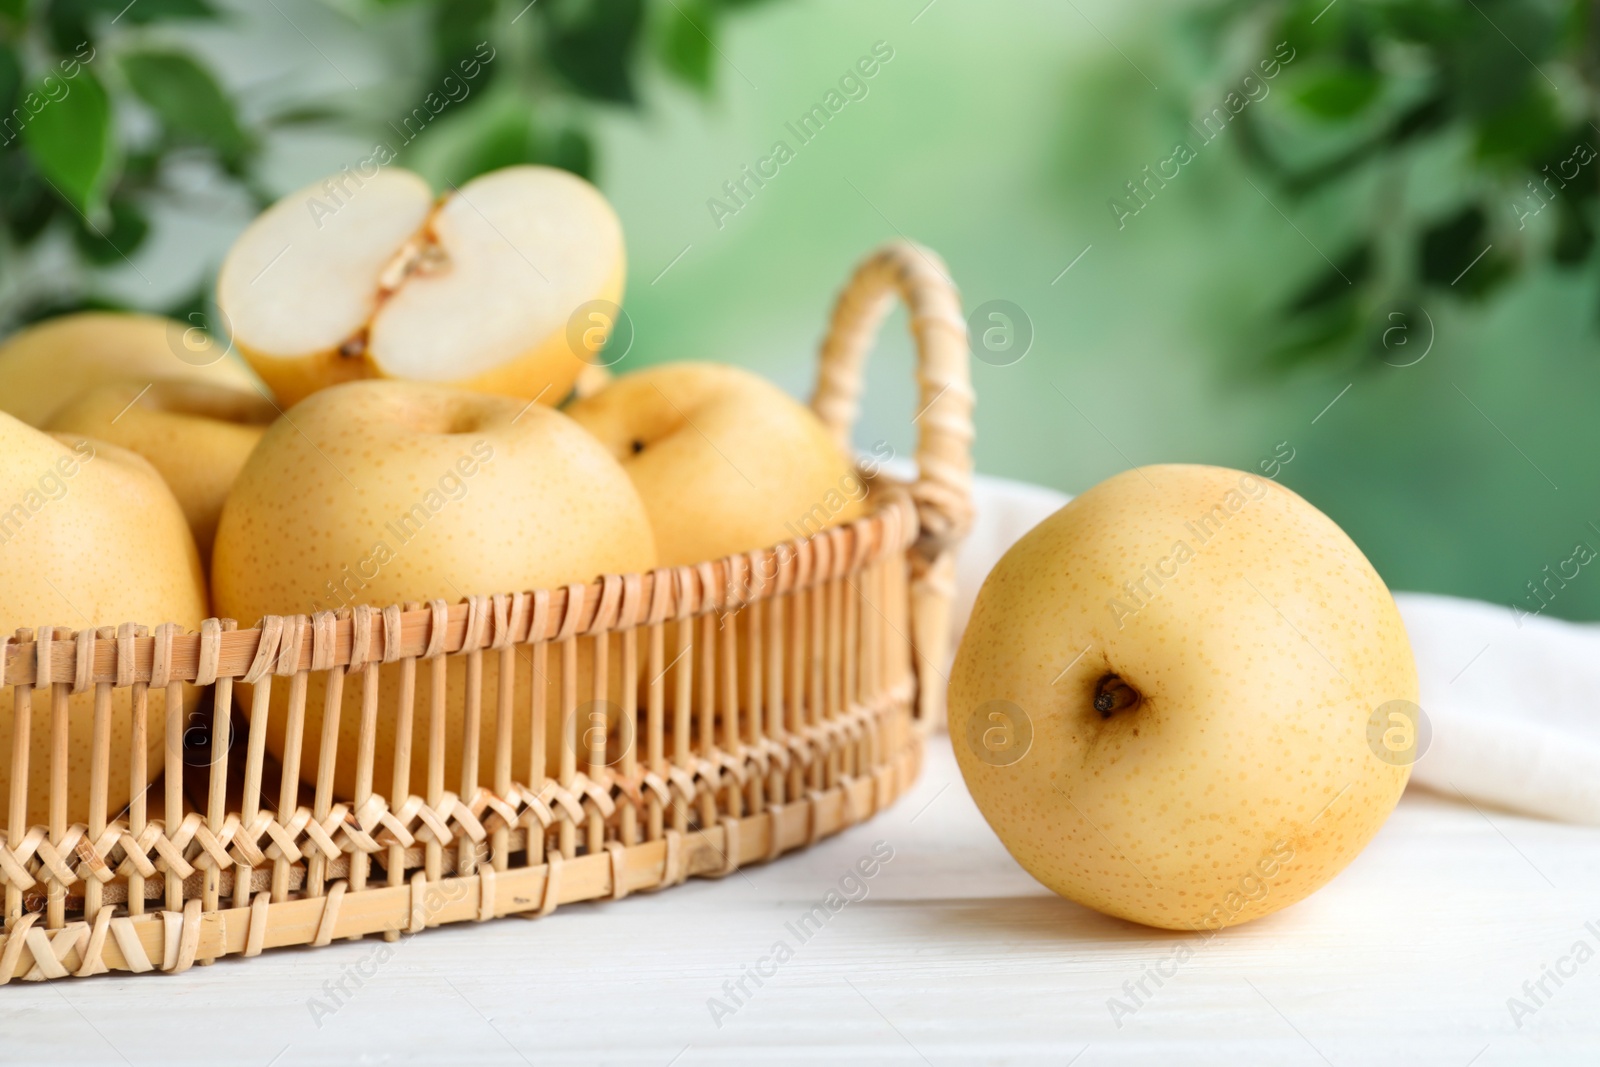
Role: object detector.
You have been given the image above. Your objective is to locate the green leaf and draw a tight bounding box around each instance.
[1279,0,1351,55]
[22,66,115,219]
[435,102,540,185]
[1420,205,1485,284]
[1290,66,1381,120]
[0,0,23,26]
[544,125,594,179]
[1287,243,1372,314]
[418,95,596,186]
[40,0,202,51]
[1386,92,1449,145]
[73,195,147,263]
[542,0,645,104]
[260,102,351,128]
[115,0,219,22]
[1473,86,1561,163]
[1379,0,1461,44]
[121,49,250,168]
[427,0,498,96]
[0,151,58,245]
[43,0,97,54]
[1419,204,1513,297]
[1265,300,1363,371]
[45,0,217,41]
[1552,196,1593,266]
[0,42,20,116]
[1444,2,1560,120]
[660,0,716,91]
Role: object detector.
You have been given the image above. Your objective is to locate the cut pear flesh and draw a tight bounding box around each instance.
[218,165,625,406]
[221,169,433,364]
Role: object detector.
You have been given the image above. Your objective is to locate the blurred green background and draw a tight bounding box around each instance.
[2,0,1596,621]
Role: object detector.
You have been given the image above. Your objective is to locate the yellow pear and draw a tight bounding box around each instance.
[217,165,625,408]
[0,311,262,427]
[565,362,867,567]
[0,415,207,827]
[46,379,278,566]
[211,380,656,799]
[948,464,1418,931]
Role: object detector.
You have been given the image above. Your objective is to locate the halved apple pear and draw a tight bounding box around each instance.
[217,165,625,407]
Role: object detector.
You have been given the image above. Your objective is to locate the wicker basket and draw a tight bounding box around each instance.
[0,240,973,982]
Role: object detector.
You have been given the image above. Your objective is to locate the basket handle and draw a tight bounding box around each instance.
[811,241,975,567]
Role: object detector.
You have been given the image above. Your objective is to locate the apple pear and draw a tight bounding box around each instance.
[211,380,656,799]
[949,464,1418,931]
[217,165,624,408]
[565,362,867,567]
[0,312,262,427]
[0,415,207,826]
[46,379,279,566]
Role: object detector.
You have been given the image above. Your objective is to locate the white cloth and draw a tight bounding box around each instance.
[950,474,1600,826]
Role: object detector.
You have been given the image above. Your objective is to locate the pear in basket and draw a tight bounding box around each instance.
[211,381,656,801]
[566,362,877,734]
[0,414,208,827]
[0,312,259,427]
[565,362,868,568]
[217,165,623,408]
[46,380,279,568]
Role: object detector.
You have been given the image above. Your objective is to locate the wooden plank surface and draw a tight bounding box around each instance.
[1,735,1596,1065]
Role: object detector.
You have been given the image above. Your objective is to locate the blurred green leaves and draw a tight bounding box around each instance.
[1210,0,1598,369]
[0,0,784,329]
[1,0,238,320]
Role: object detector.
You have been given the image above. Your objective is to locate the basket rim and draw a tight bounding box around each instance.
[0,490,919,691]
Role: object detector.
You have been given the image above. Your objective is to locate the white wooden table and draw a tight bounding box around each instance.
[2,734,1597,1066]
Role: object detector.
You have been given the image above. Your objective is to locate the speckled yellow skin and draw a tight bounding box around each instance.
[0,312,261,427]
[565,362,865,567]
[0,417,207,826]
[46,379,278,566]
[948,464,1417,931]
[211,381,656,798]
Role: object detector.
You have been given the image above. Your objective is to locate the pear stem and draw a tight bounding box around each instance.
[1094,675,1139,718]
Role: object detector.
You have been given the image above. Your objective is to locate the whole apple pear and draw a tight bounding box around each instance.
[0,416,207,825]
[212,380,656,798]
[0,312,260,426]
[948,464,1418,930]
[47,379,278,566]
[565,361,865,567]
